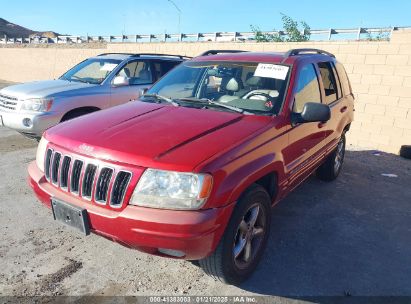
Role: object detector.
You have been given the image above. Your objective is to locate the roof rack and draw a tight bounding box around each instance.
[97,53,136,56]
[97,53,191,60]
[130,53,191,60]
[199,50,247,56]
[284,48,335,58]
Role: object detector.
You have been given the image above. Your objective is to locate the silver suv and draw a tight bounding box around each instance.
[0,53,186,138]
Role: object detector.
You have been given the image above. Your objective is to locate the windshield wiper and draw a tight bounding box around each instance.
[70,75,91,84]
[176,97,254,115]
[142,94,180,107]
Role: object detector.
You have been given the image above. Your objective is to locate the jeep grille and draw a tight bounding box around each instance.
[44,148,131,207]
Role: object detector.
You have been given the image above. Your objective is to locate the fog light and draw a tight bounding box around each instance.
[158,248,185,257]
[22,118,33,127]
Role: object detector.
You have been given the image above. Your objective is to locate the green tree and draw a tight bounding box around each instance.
[251,14,311,42]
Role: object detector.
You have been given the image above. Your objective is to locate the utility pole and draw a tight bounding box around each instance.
[167,0,181,40]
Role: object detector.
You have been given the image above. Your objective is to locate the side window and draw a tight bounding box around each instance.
[318,62,340,104]
[293,64,321,113]
[153,61,181,80]
[117,61,153,85]
[161,61,181,75]
[335,62,352,96]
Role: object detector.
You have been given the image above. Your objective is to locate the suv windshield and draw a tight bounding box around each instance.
[145,61,290,115]
[60,58,121,84]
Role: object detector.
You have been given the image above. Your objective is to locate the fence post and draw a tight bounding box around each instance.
[234,32,239,41]
[357,27,362,40]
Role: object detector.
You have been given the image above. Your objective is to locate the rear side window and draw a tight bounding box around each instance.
[117,61,153,85]
[318,62,340,104]
[335,62,352,96]
[153,61,181,80]
[293,64,321,113]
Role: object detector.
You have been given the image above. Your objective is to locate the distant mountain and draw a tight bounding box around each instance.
[0,18,62,38]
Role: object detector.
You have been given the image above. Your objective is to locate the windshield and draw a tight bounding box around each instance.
[60,58,121,84]
[145,61,290,115]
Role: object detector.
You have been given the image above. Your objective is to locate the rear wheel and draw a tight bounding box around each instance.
[199,184,271,285]
[316,133,346,181]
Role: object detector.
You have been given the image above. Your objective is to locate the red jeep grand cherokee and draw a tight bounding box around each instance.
[28,49,354,285]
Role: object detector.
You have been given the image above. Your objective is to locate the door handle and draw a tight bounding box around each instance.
[340,106,348,113]
[318,122,326,128]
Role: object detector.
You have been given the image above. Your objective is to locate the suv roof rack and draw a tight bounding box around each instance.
[199,50,247,56]
[97,53,136,56]
[130,53,191,60]
[285,48,335,58]
[97,53,190,60]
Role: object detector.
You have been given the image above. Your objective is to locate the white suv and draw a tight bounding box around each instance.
[0,53,187,138]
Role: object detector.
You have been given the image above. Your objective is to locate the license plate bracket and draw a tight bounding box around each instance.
[51,198,90,235]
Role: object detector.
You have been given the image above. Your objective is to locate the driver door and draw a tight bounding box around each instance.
[283,63,327,188]
[110,60,154,106]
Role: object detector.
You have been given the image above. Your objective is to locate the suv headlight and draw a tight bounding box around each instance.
[130,169,213,210]
[36,136,49,172]
[21,98,53,112]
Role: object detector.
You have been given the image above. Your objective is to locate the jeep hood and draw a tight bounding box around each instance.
[46,101,272,171]
[0,79,95,99]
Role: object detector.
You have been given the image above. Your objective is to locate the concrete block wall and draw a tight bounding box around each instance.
[0,29,411,153]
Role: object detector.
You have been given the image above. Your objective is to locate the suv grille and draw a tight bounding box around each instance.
[0,94,18,111]
[82,164,97,199]
[60,156,71,189]
[51,152,62,185]
[70,160,83,194]
[95,168,113,203]
[110,171,132,206]
[44,148,131,207]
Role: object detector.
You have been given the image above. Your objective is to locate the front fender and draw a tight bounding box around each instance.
[202,151,286,209]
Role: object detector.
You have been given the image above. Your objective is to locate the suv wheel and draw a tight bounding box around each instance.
[316,132,346,181]
[199,184,271,285]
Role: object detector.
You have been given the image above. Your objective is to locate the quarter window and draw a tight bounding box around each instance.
[293,64,321,113]
[318,62,340,104]
[335,62,352,96]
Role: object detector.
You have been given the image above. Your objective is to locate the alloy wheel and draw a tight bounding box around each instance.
[233,203,266,269]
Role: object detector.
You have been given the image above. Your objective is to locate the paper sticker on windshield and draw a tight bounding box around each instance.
[100,63,118,71]
[254,64,289,80]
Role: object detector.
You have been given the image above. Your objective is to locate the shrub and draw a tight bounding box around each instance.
[251,14,311,42]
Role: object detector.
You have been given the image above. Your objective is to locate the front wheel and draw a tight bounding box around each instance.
[199,184,271,285]
[316,133,346,181]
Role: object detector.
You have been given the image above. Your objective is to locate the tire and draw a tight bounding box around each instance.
[400,145,411,160]
[316,133,346,181]
[199,184,271,285]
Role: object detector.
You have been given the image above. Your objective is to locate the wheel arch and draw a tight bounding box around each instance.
[60,106,101,122]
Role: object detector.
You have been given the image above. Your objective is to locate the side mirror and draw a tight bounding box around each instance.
[292,102,331,125]
[112,76,129,87]
[140,88,148,96]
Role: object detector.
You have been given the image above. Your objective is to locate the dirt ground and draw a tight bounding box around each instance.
[1,81,411,302]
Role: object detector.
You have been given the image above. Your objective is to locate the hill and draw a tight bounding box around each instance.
[0,18,61,38]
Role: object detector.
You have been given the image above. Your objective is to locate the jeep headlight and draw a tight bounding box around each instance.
[21,98,53,112]
[130,169,213,210]
[36,136,49,172]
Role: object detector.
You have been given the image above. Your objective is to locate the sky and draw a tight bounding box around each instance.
[1,0,411,36]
